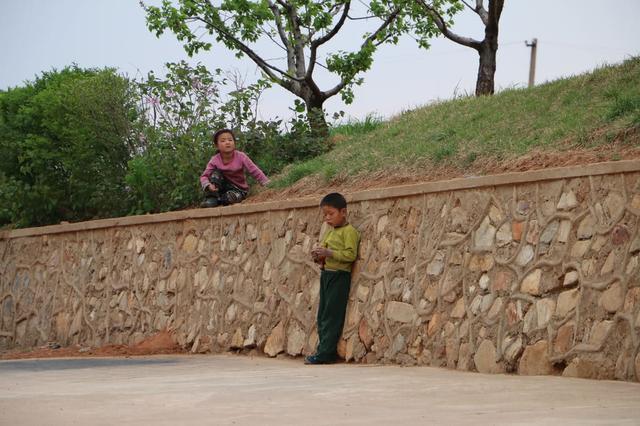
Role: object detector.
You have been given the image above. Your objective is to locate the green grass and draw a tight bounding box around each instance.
[273,57,640,187]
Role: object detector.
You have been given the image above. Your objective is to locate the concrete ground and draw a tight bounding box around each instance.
[0,354,639,426]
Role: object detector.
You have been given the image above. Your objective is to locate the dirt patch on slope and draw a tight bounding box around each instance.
[249,138,640,204]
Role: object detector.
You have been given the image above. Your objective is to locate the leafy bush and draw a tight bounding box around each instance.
[0,66,138,227]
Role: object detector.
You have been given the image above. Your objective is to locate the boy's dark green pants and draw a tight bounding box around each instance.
[315,269,351,362]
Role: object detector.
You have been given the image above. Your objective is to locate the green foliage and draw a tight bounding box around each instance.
[331,113,384,137]
[141,0,414,134]
[0,66,138,227]
[606,92,640,125]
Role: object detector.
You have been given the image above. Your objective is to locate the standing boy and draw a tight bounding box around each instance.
[306,193,360,365]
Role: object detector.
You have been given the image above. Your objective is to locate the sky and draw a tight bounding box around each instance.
[1,0,639,122]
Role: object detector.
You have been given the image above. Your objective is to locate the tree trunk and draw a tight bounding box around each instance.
[475,41,497,96]
[305,97,329,138]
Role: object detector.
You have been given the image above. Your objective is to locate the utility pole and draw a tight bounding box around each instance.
[525,38,538,88]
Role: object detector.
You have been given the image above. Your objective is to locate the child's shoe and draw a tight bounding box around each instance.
[304,355,333,365]
[201,196,220,208]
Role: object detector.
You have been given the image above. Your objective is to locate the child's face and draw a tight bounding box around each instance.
[215,132,235,154]
[321,205,347,227]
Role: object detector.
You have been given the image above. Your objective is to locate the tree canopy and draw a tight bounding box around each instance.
[142,0,413,136]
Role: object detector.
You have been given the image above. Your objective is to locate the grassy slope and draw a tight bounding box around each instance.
[273,57,640,188]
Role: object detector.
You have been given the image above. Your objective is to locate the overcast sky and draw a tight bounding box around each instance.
[1,0,639,122]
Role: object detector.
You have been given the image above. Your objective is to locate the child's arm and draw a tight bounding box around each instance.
[240,152,270,186]
[199,157,216,190]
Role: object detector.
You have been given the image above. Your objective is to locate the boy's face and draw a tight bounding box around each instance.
[215,132,235,154]
[321,205,347,227]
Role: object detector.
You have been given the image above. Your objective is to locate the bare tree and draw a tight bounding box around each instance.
[414,0,505,95]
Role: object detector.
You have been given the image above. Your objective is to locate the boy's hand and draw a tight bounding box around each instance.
[311,247,332,259]
[208,183,217,192]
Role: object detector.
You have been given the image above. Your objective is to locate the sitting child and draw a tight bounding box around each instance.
[199,128,269,207]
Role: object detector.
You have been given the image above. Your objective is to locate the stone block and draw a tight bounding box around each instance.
[600,282,624,313]
[231,328,244,349]
[612,225,630,246]
[470,295,483,315]
[496,223,512,247]
[557,220,572,243]
[600,251,616,275]
[554,322,575,355]
[589,320,614,347]
[474,217,496,251]
[505,301,522,326]
[487,297,503,320]
[264,321,285,357]
[243,325,256,347]
[577,215,596,240]
[518,340,552,376]
[457,342,472,371]
[536,298,555,329]
[515,245,535,267]
[624,288,640,312]
[521,269,542,296]
[556,289,579,318]
[563,270,579,286]
[427,313,441,337]
[563,358,597,379]
[359,319,374,350]
[512,221,524,241]
[286,323,306,356]
[182,235,198,252]
[356,285,370,303]
[385,301,417,323]
[557,191,578,210]
[474,340,503,374]
[540,221,559,244]
[491,271,512,293]
[451,298,466,319]
[570,240,591,258]
[469,254,495,272]
[502,335,524,363]
[479,273,490,290]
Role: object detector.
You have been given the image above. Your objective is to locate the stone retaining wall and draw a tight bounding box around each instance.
[2,161,640,381]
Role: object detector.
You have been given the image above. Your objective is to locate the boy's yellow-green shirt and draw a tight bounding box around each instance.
[321,223,360,272]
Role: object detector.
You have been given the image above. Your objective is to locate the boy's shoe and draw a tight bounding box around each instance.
[201,197,220,208]
[304,355,333,365]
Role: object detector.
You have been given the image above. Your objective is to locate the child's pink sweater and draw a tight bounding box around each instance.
[199,150,269,191]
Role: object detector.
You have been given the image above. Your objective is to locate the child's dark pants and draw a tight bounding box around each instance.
[202,170,247,207]
[315,269,351,362]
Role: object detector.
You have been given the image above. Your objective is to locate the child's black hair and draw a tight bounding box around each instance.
[320,192,347,210]
[213,128,236,144]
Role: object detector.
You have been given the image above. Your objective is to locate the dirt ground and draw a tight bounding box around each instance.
[0,330,185,360]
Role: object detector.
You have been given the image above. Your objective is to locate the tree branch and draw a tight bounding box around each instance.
[475,0,489,25]
[307,2,351,79]
[415,0,481,50]
[266,0,296,72]
[323,8,400,99]
[312,2,351,47]
[192,16,306,91]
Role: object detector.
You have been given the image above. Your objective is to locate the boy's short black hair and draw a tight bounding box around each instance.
[213,128,236,144]
[320,192,347,210]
